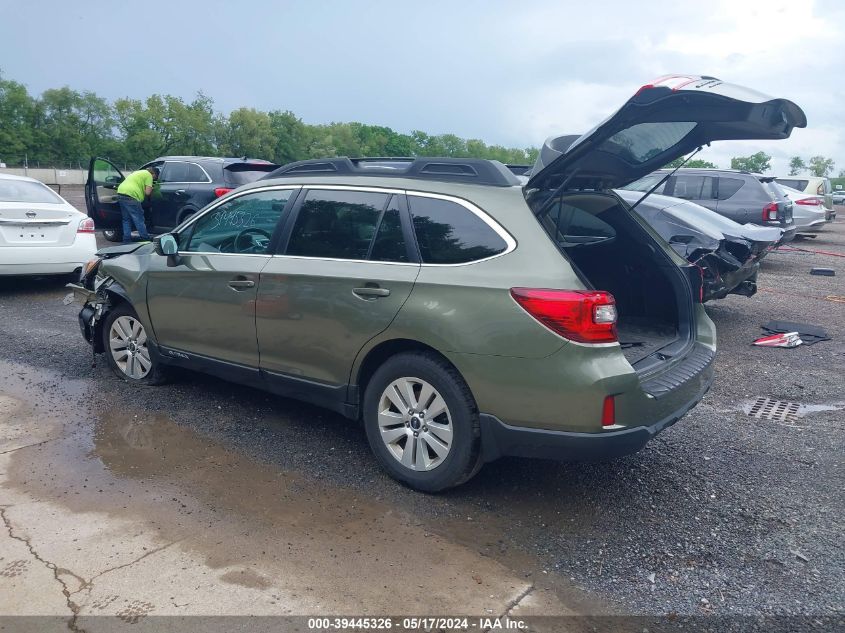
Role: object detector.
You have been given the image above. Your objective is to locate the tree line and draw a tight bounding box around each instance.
[1,72,839,179]
[0,73,539,169]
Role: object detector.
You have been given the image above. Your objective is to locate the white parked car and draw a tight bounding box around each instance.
[0,173,97,276]
[775,183,829,232]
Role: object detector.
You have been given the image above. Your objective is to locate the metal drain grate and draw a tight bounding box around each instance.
[747,397,801,421]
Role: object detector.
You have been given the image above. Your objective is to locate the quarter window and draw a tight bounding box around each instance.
[286,189,390,260]
[717,177,744,200]
[408,196,508,264]
[183,189,294,254]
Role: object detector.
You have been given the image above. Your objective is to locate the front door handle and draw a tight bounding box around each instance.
[353,286,390,298]
[228,278,255,290]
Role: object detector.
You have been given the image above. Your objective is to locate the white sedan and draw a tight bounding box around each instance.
[0,173,97,276]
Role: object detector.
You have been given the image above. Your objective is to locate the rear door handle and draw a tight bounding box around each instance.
[228,279,255,290]
[175,189,187,195]
[353,286,390,298]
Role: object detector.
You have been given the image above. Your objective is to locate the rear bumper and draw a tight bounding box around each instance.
[0,238,97,275]
[479,343,715,463]
[778,226,797,243]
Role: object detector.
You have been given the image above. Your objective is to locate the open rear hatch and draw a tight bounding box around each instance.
[525,75,805,373]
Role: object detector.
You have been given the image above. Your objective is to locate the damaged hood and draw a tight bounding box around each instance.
[527,75,806,193]
[96,242,152,259]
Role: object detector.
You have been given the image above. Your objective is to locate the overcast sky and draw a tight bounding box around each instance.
[2,0,843,174]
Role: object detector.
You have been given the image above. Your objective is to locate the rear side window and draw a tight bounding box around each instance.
[160,162,189,182]
[670,175,716,200]
[717,177,744,200]
[185,163,209,182]
[369,197,408,262]
[407,196,508,264]
[286,189,390,260]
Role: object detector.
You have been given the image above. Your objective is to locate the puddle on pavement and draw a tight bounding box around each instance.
[0,358,603,615]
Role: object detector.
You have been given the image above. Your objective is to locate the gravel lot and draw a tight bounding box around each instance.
[0,195,843,619]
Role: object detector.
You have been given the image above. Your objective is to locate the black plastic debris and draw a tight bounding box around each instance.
[761,320,831,346]
[810,267,835,276]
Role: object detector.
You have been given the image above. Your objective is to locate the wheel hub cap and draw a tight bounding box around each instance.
[377,377,453,472]
[109,316,152,379]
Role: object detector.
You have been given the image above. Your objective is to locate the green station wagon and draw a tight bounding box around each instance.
[74,76,805,490]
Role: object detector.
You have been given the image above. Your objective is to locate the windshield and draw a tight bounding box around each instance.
[0,179,64,203]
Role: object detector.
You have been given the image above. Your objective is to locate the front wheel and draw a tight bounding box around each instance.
[102,228,122,242]
[363,352,481,492]
[102,304,168,385]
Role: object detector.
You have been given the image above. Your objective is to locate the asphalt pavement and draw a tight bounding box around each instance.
[0,202,842,627]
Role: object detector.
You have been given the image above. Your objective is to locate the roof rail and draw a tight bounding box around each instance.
[262,157,521,187]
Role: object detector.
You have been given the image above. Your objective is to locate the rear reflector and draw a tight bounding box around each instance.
[510,288,618,344]
[763,202,779,221]
[214,187,233,198]
[601,395,616,427]
[77,218,95,233]
[795,197,822,206]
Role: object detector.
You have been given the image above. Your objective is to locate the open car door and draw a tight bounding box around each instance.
[85,157,125,230]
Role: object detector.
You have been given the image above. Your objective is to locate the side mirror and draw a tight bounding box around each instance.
[154,234,179,256]
[153,234,181,267]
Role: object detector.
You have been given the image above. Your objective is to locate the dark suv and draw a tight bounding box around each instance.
[86,156,278,241]
[629,169,796,243]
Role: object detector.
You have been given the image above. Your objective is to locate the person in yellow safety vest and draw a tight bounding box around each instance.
[116,165,159,244]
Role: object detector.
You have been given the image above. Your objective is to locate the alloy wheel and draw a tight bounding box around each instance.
[377,377,453,471]
[109,316,151,379]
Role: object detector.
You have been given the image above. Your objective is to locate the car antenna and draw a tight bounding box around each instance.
[628,145,707,212]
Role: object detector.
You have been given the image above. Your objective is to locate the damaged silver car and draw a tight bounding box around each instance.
[615,190,781,301]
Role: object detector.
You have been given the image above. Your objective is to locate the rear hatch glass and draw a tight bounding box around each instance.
[223,163,279,186]
[775,178,809,191]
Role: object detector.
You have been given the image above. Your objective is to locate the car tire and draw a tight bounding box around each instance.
[363,352,481,492]
[177,208,197,226]
[102,228,122,242]
[102,303,168,385]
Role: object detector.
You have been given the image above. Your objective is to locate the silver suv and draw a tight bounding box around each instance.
[629,169,797,243]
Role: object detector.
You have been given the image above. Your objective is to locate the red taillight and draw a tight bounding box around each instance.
[763,202,779,221]
[510,288,618,344]
[795,197,822,206]
[77,218,95,233]
[601,395,616,427]
[214,187,233,198]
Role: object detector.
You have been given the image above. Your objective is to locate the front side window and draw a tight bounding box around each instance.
[286,189,390,260]
[408,196,508,264]
[183,189,294,254]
